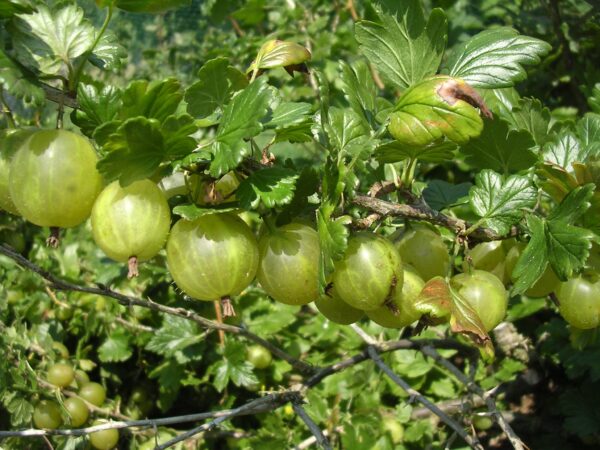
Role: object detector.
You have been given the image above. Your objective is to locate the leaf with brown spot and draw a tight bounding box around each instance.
[415,277,494,359]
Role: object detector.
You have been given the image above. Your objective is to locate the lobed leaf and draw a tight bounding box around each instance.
[445,27,551,89]
[185,57,248,119]
[355,0,447,89]
[209,77,271,177]
[237,167,299,209]
[469,170,537,234]
[461,118,537,174]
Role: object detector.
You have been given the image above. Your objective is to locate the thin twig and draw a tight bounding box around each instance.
[419,345,527,450]
[291,402,332,450]
[0,244,314,375]
[367,346,483,450]
[154,391,302,450]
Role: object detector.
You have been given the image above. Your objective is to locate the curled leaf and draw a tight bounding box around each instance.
[414,277,494,359]
[247,40,311,78]
[388,75,489,147]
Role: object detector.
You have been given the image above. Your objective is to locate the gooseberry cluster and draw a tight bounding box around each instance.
[1,128,598,336]
[34,359,118,449]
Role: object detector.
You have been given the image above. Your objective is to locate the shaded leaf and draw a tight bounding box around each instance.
[423,180,471,210]
[461,118,537,173]
[121,78,183,123]
[98,329,132,363]
[71,83,122,137]
[0,50,44,105]
[97,117,164,185]
[185,57,247,119]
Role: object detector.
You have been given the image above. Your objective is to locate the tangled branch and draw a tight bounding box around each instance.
[0,244,525,449]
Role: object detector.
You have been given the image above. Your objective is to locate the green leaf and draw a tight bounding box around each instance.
[445,27,551,89]
[148,360,184,412]
[317,212,351,293]
[0,0,34,19]
[71,83,122,137]
[121,78,183,123]
[209,78,271,177]
[210,340,258,392]
[469,170,536,234]
[172,204,240,221]
[577,113,600,159]
[11,4,95,77]
[237,167,299,209]
[266,101,312,128]
[389,76,484,146]
[97,117,164,185]
[339,59,377,123]
[98,329,132,363]
[246,303,299,338]
[546,221,594,280]
[146,315,203,363]
[8,398,34,427]
[422,180,471,210]
[461,118,537,173]
[375,140,456,163]
[185,58,248,119]
[276,167,319,225]
[355,1,447,89]
[505,98,553,147]
[325,107,370,156]
[548,183,595,223]
[89,30,127,70]
[542,132,584,170]
[0,50,44,105]
[161,114,197,158]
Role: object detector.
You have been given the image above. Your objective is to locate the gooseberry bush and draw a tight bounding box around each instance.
[1,0,600,449]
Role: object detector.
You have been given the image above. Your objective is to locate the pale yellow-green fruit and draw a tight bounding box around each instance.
[9,129,102,227]
[395,226,450,281]
[315,287,364,325]
[166,214,259,301]
[450,270,508,332]
[91,179,171,263]
[257,223,319,305]
[367,267,425,328]
[556,275,600,330]
[333,232,403,311]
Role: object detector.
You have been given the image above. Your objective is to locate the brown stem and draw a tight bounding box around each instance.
[127,256,139,279]
[213,300,225,346]
[352,195,516,242]
[220,296,235,317]
[46,227,60,248]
